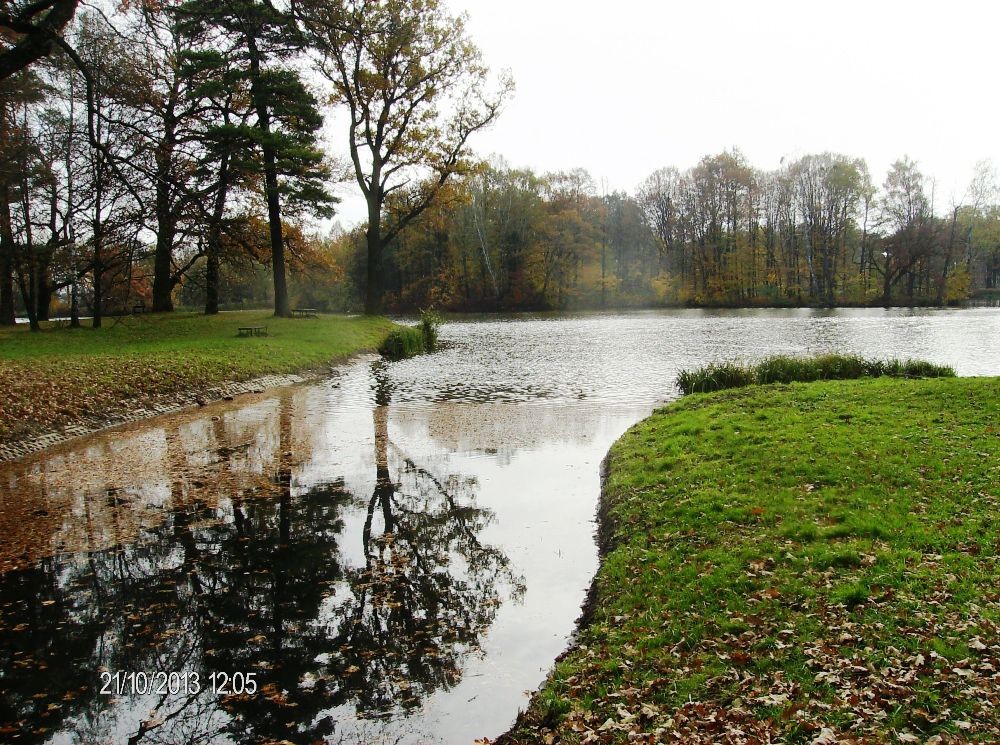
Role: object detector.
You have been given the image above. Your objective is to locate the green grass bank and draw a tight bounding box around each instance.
[676,353,954,395]
[0,311,398,443]
[503,377,1000,744]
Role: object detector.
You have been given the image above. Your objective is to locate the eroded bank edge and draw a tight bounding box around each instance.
[0,354,381,463]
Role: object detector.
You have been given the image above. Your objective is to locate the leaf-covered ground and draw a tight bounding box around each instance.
[0,312,397,443]
[498,377,1000,744]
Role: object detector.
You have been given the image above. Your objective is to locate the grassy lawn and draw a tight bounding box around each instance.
[504,377,1000,744]
[0,311,398,442]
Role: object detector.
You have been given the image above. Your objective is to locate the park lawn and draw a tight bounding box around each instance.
[503,377,1000,744]
[0,311,398,442]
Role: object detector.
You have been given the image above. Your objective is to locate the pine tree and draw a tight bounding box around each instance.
[175,0,333,317]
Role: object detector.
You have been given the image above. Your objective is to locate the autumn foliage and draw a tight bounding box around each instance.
[345,154,1000,312]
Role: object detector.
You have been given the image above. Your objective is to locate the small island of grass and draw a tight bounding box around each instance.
[503,373,999,743]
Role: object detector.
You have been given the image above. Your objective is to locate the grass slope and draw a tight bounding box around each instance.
[0,311,397,442]
[505,377,1000,744]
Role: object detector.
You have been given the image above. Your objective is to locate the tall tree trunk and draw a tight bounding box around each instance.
[152,228,175,311]
[16,167,39,331]
[152,94,179,313]
[92,248,102,328]
[0,97,17,325]
[204,154,231,315]
[248,43,289,318]
[205,239,221,315]
[824,248,835,306]
[70,272,80,327]
[364,189,384,315]
[36,263,52,320]
[0,252,13,324]
[882,264,893,307]
[0,185,15,325]
[15,248,40,331]
[92,200,103,329]
[262,144,289,317]
[152,109,177,312]
[936,208,958,306]
[15,269,39,330]
[600,233,607,308]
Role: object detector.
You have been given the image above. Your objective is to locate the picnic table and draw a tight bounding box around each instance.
[291,308,318,318]
[237,325,267,337]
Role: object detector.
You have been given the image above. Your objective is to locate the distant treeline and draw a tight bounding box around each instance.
[336,152,999,312]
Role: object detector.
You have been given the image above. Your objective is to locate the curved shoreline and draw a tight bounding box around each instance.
[494,377,1000,744]
[0,355,372,464]
[494,447,621,744]
[0,311,401,463]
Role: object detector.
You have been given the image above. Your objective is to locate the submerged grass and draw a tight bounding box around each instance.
[503,377,1000,743]
[378,326,426,360]
[378,309,442,361]
[676,353,954,394]
[0,311,398,442]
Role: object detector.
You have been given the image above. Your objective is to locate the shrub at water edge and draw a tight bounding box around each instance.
[419,309,442,350]
[676,353,954,395]
[379,309,442,361]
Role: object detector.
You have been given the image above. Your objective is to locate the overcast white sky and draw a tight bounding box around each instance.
[329,0,1000,227]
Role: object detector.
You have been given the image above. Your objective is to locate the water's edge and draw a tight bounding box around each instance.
[494,422,627,743]
[0,357,373,463]
[4,309,997,743]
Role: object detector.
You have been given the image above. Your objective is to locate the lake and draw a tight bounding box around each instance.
[1,308,998,744]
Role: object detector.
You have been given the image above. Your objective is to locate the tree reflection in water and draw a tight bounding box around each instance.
[0,374,522,744]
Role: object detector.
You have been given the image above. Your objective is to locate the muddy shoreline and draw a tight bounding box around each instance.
[0,356,373,463]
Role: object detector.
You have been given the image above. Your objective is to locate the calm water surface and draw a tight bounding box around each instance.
[1,308,998,744]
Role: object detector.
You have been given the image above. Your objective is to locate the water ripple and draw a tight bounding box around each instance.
[383,308,1000,409]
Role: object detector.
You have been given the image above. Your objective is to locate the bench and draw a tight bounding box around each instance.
[132,303,146,315]
[291,308,318,318]
[237,326,267,337]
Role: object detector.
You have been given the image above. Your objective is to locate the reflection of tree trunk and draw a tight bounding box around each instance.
[273,392,293,648]
[163,427,186,512]
[164,424,209,601]
[363,405,395,562]
[374,406,393,535]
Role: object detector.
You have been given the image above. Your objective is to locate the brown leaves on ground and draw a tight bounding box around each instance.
[0,356,234,444]
[0,356,207,442]
[499,595,1000,744]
